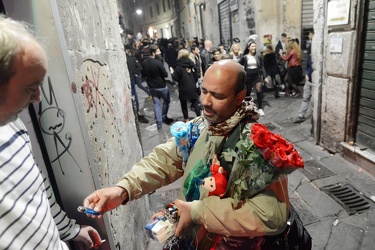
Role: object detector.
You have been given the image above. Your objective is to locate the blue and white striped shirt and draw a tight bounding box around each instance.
[0,118,70,250]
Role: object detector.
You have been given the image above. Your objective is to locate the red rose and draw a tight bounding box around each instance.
[250,123,269,134]
[284,150,304,168]
[261,147,273,160]
[272,148,289,167]
[250,130,272,148]
[269,133,287,145]
[273,141,294,154]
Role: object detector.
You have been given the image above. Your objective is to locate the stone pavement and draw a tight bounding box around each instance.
[134,71,375,250]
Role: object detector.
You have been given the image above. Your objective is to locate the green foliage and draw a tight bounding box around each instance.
[226,124,277,206]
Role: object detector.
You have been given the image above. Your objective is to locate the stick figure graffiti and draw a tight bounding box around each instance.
[39,77,82,175]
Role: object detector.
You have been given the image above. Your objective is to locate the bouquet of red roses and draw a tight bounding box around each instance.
[227,123,304,205]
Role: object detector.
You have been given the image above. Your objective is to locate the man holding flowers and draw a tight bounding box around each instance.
[83,60,304,249]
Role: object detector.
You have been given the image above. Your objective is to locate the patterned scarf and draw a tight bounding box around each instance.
[202,97,259,164]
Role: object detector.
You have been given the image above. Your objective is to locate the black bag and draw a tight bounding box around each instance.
[262,204,312,250]
[278,60,287,77]
[296,66,305,83]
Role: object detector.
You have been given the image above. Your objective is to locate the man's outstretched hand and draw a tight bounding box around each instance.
[83,186,128,218]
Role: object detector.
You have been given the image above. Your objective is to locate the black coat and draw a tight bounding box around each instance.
[142,57,168,88]
[165,48,177,69]
[263,52,279,76]
[275,40,283,61]
[172,58,197,100]
[127,55,143,85]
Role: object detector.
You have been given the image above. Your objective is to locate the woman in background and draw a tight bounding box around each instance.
[229,43,243,62]
[172,49,201,122]
[240,40,268,116]
[279,39,302,97]
[263,44,280,98]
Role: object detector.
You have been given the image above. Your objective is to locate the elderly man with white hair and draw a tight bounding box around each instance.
[0,15,103,249]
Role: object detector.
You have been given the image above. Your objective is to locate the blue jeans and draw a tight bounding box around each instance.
[130,79,139,111]
[135,74,150,95]
[149,87,170,129]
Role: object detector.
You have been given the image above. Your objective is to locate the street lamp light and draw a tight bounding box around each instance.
[135,9,143,40]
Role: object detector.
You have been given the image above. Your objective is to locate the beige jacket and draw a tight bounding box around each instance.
[117,121,289,238]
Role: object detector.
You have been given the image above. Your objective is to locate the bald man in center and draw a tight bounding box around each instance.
[84,60,290,249]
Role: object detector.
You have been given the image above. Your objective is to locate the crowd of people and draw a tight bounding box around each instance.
[126,31,312,125]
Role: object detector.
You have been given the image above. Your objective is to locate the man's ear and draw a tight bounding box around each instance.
[236,90,246,105]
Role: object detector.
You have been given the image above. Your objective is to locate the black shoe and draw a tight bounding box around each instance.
[163,117,174,125]
[275,94,280,99]
[138,115,149,124]
[294,116,305,123]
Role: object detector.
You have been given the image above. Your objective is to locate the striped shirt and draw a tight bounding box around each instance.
[0,118,70,250]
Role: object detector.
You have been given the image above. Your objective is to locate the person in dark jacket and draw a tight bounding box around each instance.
[126,49,149,123]
[275,33,287,61]
[126,46,151,99]
[201,40,213,75]
[275,33,288,88]
[142,45,173,129]
[164,43,178,84]
[165,43,177,70]
[172,49,201,122]
[263,45,280,98]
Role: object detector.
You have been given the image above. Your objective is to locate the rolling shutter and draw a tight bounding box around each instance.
[301,0,314,72]
[356,0,375,151]
[219,0,231,49]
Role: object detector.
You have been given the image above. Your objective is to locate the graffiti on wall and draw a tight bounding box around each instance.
[80,61,113,120]
[244,1,256,36]
[39,77,82,175]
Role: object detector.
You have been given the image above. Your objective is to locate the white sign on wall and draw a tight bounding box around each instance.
[327,0,351,26]
[229,0,238,12]
[330,34,343,53]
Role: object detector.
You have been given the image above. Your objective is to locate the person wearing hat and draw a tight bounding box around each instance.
[233,37,241,44]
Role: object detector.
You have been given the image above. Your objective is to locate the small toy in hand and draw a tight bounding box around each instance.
[202,155,228,197]
[144,203,180,243]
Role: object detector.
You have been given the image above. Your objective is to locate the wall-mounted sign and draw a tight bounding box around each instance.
[263,34,272,47]
[327,0,350,26]
[330,34,343,53]
[229,0,238,12]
